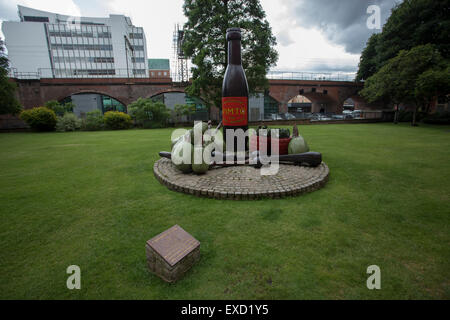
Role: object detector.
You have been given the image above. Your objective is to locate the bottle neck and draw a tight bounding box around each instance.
[228,39,242,65]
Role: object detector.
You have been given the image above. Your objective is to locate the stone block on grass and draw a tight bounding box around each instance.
[146,225,200,283]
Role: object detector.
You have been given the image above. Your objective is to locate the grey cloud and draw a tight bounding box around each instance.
[282,0,401,54]
[294,63,357,74]
[73,0,110,17]
[306,63,357,73]
[277,30,294,46]
[275,60,358,75]
[0,0,20,21]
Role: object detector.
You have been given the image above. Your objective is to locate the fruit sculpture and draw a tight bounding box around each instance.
[164,122,321,174]
[170,121,223,175]
[288,124,309,154]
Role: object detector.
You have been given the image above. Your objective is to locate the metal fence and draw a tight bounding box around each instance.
[8,68,151,79]
[267,71,356,82]
[262,110,384,122]
[8,67,356,82]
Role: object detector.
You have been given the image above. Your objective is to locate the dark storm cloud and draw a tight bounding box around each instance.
[283,0,401,54]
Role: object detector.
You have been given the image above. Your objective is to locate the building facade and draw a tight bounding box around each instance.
[148,59,170,79]
[2,5,148,78]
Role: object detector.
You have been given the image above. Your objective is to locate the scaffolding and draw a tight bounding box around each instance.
[172,23,189,83]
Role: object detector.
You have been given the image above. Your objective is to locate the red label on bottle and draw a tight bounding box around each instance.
[222,97,248,126]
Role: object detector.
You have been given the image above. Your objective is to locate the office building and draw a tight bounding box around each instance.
[2,5,149,78]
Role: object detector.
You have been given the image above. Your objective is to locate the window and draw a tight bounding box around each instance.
[133,69,146,75]
[52,44,113,51]
[131,57,145,63]
[264,95,280,116]
[129,33,143,39]
[98,32,112,38]
[80,21,105,26]
[102,96,126,113]
[93,57,114,63]
[72,69,116,76]
[23,16,49,22]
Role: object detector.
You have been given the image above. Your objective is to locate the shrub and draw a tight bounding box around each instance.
[128,98,170,128]
[422,111,450,125]
[56,113,81,132]
[397,110,427,122]
[45,100,74,116]
[104,111,132,130]
[173,104,195,124]
[20,107,57,131]
[82,110,104,131]
[256,126,290,138]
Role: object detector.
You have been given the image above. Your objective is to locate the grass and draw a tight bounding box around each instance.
[0,123,449,299]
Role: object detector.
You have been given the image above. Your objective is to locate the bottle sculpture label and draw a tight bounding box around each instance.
[222,97,248,126]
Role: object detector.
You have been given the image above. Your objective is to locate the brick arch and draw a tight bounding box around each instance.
[337,87,360,104]
[148,89,209,108]
[284,92,334,113]
[147,89,186,99]
[266,93,280,103]
[268,80,365,114]
[12,78,371,116]
[57,90,128,107]
[346,93,383,111]
[269,84,339,113]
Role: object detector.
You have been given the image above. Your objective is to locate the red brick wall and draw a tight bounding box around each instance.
[149,69,171,78]
[267,80,368,113]
[14,78,175,110]
[4,78,386,129]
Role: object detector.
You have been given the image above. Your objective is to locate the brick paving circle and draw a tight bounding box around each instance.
[153,158,329,200]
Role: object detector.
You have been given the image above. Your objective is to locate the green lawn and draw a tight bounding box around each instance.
[0,123,449,299]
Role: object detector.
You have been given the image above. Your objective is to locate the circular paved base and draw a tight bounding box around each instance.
[154,158,329,200]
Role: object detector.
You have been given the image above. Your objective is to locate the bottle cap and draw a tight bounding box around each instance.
[226,27,241,41]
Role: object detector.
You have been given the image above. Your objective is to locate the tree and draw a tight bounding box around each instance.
[415,67,450,113]
[360,59,404,123]
[378,0,449,64]
[356,34,380,81]
[174,104,195,124]
[127,98,171,128]
[357,0,450,80]
[182,0,278,108]
[361,44,449,126]
[0,38,21,115]
[44,100,74,116]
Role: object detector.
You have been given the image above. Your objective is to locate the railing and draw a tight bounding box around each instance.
[253,111,383,122]
[9,68,356,81]
[9,68,151,79]
[267,71,356,82]
[249,110,386,122]
[8,70,40,80]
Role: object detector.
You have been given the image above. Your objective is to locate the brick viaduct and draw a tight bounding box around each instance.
[12,77,374,114]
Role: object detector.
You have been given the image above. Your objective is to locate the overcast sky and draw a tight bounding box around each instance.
[0,0,400,75]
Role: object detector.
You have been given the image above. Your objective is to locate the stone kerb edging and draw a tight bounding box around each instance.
[153,158,329,200]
